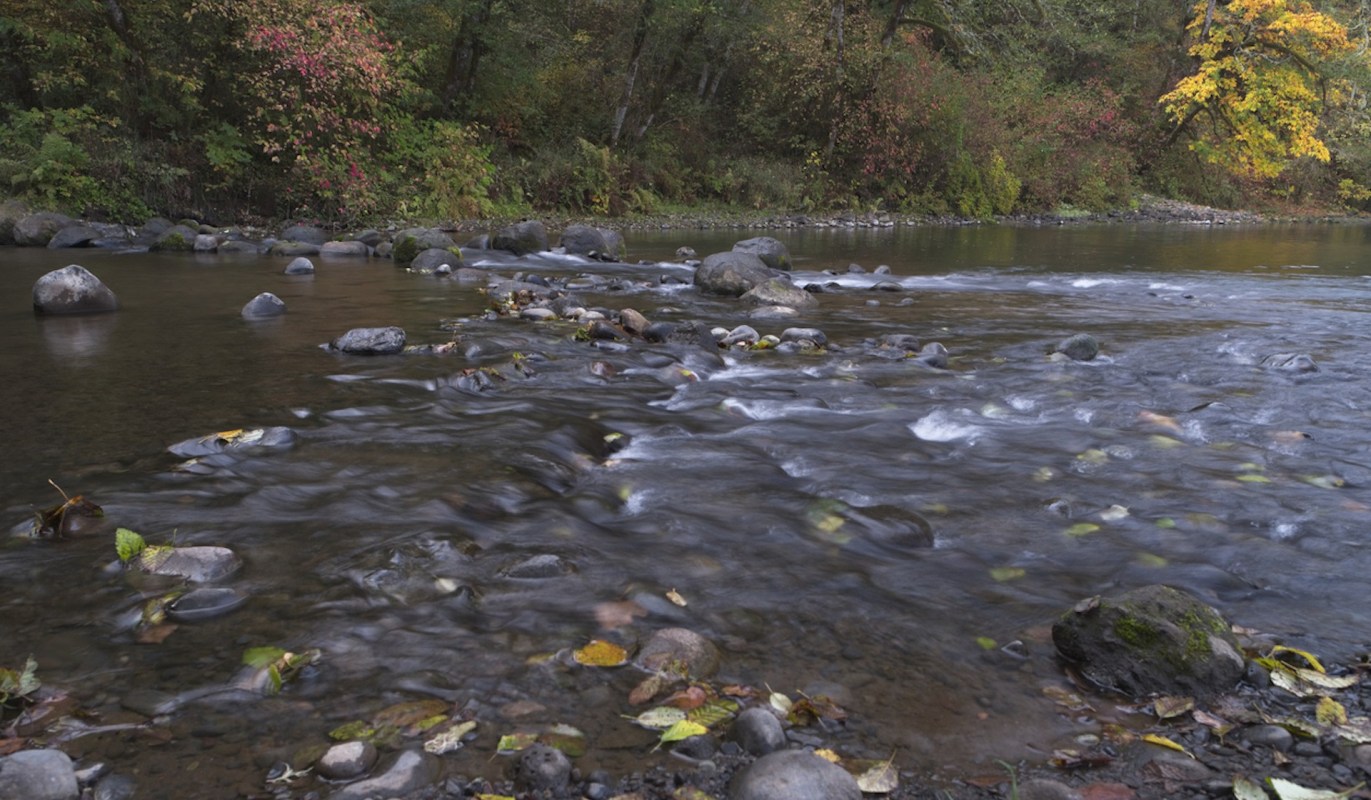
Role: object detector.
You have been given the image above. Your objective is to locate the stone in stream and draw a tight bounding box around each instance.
[741,277,816,308]
[722,325,760,347]
[1052,584,1245,700]
[1055,333,1100,361]
[912,342,949,369]
[729,749,860,800]
[0,749,80,800]
[135,545,242,583]
[391,227,456,265]
[13,212,74,246]
[166,426,297,458]
[279,224,328,245]
[152,224,199,252]
[192,233,218,252]
[732,236,792,271]
[1260,352,1318,372]
[512,743,571,793]
[780,327,827,347]
[329,749,441,800]
[694,252,775,297]
[492,220,549,256]
[167,587,248,621]
[559,224,612,259]
[731,707,786,756]
[635,627,720,678]
[319,240,370,258]
[331,326,407,355]
[32,265,119,315]
[410,247,463,271]
[46,224,102,249]
[502,553,573,579]
[283,256,315,275]
[240,292,285,318]
[315,740,378,780]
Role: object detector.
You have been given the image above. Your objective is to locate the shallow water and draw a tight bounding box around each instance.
[4,223,1371,793]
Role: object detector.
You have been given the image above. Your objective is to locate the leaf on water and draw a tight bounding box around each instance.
[475,795,516,800]
[329,721,376,741]
[373,699,450,732]
[687,698,739,728]
[1099,504,1130,521]
[0,656,41,705]
[1232,775,1270,800]
[655,719,707,750]
[1267,778,1364,800]
[1153,696,1195,720]
[664,685,709,711]
[1135,552,1169,567]
[625,707,687,730]
[1064,523,1101,537]
[1237,473,1273,484]
[814,748,842,763]
[856,761,900,794]
[1193,709,1234,737]
[1141,733,1190,756]
[1077,449,1109,465]
[1316,697,1349,727]
[1301,475,1344,489]
[573,640,629,667]
[1155,518,1177,529]
[989,567,1025,582]
[1139,410,1182,432]
[1043,685,1092,713]
[769,691,793,715]
[1033,467,1055,482]
[629,673,671,706]
[1148,435,1185,450]
[496,732,538,753]
[665,588,687,607]
[1270,645,1325,673]
[424,719,477,754]
[976,637,997,650]
[242,646,286,668]
[115,528,146,563]
[540,723,587,757]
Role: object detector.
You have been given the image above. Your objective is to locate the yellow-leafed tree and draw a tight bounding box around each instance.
[1160,0,1354,179]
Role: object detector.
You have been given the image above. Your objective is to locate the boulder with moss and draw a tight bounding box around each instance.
[1052,584,1245,700]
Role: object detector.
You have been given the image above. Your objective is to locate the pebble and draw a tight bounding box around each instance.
[315,740,378,780]
[731,707,786,756]
[513,744,571,792]
[0,749,80,800]
[729,749,860,800]
[329,750,440,800]
[1244,724,1293,752]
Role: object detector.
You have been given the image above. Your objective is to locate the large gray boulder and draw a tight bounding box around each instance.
[695,252,776,297]
[392,228,456,266]
[151,224,199,252]
[268,240,321,257]
[331,326,407,355]
[410,247,463,271]
[493,220,548,256]
[741,278,816,308]
[729,750,860,800]
[33,265,119,315]
[319,240,370,258]
[14,212,74,247]
[279,224,328,245]
[1052,584,1245,700]
[732,236,792,271]
[0,749,79,800]
[241,292,286,318]
[46,224,102,249]
[559,224,624,260]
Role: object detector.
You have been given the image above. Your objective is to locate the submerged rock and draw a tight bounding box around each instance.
[741,277,816,308]
[331,326,407,355]
[168,587,248,621]
[1055,333,1100,361]
[1052,584,1245,699]
[330,749,440,800]
[503,554,573,579]
[0,749,80,800]
[33,265,119,315]
[166,426,297,458]
[730,749,860,800]
[136,545,242,583]
[283,256,315,275]
[512,744,571,793]
[1260,352,1318,372]
[635,627,720,678]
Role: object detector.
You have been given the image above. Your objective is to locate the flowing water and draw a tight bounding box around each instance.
[4,223,1371,794]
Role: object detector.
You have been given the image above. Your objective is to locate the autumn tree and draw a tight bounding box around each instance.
[1160,0,1355,179]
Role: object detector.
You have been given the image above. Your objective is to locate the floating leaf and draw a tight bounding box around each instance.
[686,698,739,728]
[1043,686,1092,712]
[374,699,449,732]
[1155,518,1177,529]
[814,748,842,763]
[663,686,709,710]
[475,795,516,800]
[116,528,147,563]
[329,721,376,741]
[1237,473,1272,484]
[655,719,707,750]
[1141,733,1190,756]
[424,720,477,754]
[1099,505,1130,521]
[1064,523,1101,537]
[1301,475,1344,489]
[976,637,997,650]
[1233,775,1270,800]
[989,567,1025,582]
[1267,778,1364,800]
[1153,696,1195,719]
[1135,552,1169,567]
[1139,411,1182,432]
[33,485,103,537]
[1316,697,1348,727]
[1033,467,1055,482]
[1149,435,1184,449]
[1077,449,1109,465]
[573,640,629,668]
[629,673,672,706]
[665,589,687,607]
[1332,717,1371,744]
[497,732,538,753]
[625,707,687,730]
[856,761,899,794]
[1270,646,1325,673]
[540,723,587,757]
[0,657,41,705]
[242,646,286,668]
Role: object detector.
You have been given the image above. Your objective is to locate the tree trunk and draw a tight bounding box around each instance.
[612,0,655,147]
[441,0,496,115]
[823,0,846,160]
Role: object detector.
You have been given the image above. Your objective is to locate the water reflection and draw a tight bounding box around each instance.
[36,313,118,361]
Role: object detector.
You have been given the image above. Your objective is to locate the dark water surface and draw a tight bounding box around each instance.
[5,223,1371,794]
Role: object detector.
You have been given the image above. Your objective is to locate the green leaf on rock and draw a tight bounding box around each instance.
[116,528,146,563]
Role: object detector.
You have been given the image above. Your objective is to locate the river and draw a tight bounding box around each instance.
[3,222,1371,794]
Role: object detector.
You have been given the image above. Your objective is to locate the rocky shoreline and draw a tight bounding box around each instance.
[6,211,1371,800]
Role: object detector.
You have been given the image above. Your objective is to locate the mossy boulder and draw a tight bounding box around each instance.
[392,228,456,266]
[151,224,199,252]
[1052,584,1244,700]
[732,236,792,271]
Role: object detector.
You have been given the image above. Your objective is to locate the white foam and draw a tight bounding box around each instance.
[909,409,980,442]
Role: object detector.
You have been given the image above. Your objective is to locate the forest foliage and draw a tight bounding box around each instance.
[2,0,1370,224]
